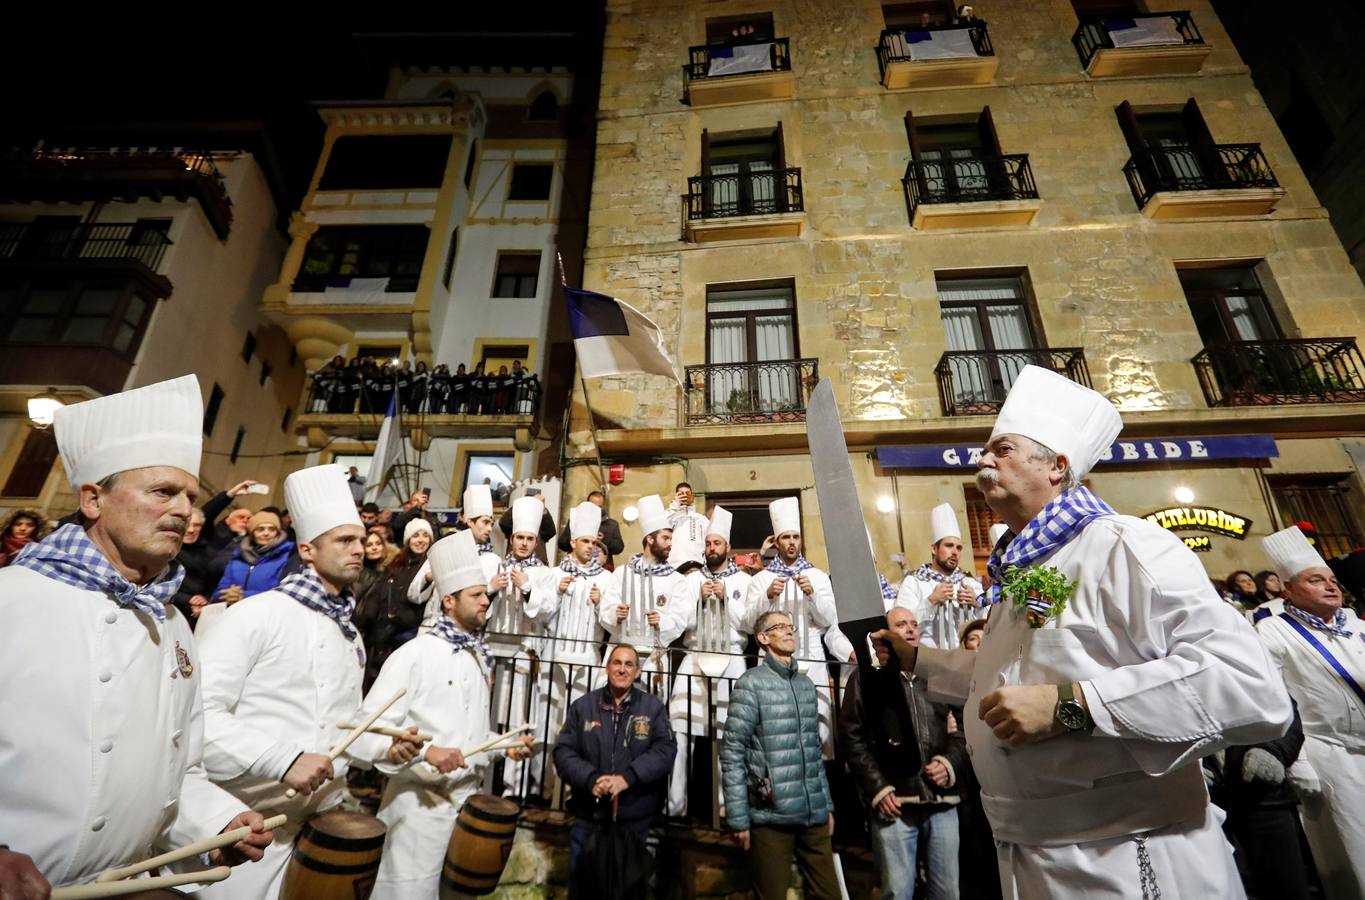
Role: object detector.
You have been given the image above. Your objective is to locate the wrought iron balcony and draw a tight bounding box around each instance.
[1192,338,1365,407]
[0,221,172,271]
[303,371,542,418]
[685,168,803,220]
[936,348,1090,416]
[1122,144,1283,217]
[902,154,1040,227]
[682,37,794,106]
[1072,11,1208,76]
[683,358,818,426]
[877,25,996,89]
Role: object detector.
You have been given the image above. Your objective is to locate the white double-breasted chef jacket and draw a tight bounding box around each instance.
[745,565,838,672]
[915,515,1292,899]
[196,587,379,900]
[895,570,986,649]
[0,567,243,886]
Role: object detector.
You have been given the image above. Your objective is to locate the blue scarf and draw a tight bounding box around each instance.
[627,553,676,577]
[705,559,743,581]
[1285,603,1356,640]
[879,574,899,603]
[912,563,969,585]
[430,616,495,669]
[276,568,358,641]
[765,555,815,578]
[15,523,183,621]
[987,486,1117,606]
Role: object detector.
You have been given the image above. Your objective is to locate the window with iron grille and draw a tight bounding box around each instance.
[1269,475,1364,560]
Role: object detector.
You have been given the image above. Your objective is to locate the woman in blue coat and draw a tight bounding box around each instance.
[213,510,294,604]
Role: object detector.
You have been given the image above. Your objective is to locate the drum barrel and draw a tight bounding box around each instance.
[281,811,386,900]
[441,796,521,898]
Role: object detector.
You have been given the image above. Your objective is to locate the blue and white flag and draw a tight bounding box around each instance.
[1104,16,1184,48]
[566,287,682,384]
[902,28,978,59]
[363,393,404,504]
[707,42,775,77]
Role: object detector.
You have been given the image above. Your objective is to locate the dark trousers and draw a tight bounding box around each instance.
[568,816,652,899]
[1225,806,1312,900]
[750,823,841,900]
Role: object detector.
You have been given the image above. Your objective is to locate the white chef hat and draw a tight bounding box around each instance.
[285,464,365,545]
[707,505,733,544]
[463,483,493,519]
[511,496,541,536]
[769,497,801,537]
[55,374,203,489]
[930,503,961,544]
[988,523,1010,549]
[403,517,433,545]
[569,501,601,541]
[1262,526,1327,581]
[429,530,486,598]
[637,494,669,536]
[990,365,1122,480]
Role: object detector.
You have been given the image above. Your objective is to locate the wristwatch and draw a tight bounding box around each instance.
[1054,682,1093,733]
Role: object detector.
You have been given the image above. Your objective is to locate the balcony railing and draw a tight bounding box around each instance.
[0,222,172,271]
[684,168,804,220]
[1122,143,1279,210]
[877,24,993,76]
[305,371,542,418]
[936,348,1091,416]
[683,358,818,425]
[1192,338,1365,407]
[684,36,791,83]
[1072,11,1204,70]
[903,154,1038,217]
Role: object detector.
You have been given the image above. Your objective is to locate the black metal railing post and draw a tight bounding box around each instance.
[936,348,1090,416]
[682,358,819,425]
[1192,338,1365,406]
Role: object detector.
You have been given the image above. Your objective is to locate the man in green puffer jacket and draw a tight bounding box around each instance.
[722,610,840,900]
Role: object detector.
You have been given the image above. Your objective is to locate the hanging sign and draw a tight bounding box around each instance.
[877,435,1278,470]
[1142,506,1253,540]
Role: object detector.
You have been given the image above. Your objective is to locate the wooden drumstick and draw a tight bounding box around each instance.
[337,722,435,742]
[94,815,286,882]
[285,688,406,799]
[464,723,534,759]
[53,866,230,899]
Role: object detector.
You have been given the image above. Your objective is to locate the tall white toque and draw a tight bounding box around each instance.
[769,497,801,537]
[286,464,365,545]
[707,505,733,544]
[511,496,542,536]
[429,530,486,597]
[1262,525,1328,581]
[930,502,962,545]
[990,365,1122,480]
[637,494,669,536]
[55,374,203,489]
[463,483,493,519]
[988,523,1010,549]
[569,501,602,541]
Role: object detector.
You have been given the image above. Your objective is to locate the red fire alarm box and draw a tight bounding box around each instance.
[609,464,625,485]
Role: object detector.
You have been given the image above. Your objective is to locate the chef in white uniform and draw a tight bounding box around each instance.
[0,376,271,894]
[413,484,500,628]
[895,503,985,649]
[1256,525,1365,899]
[746,497,842,753]
[874,365,1292,900]
[197,464,414,900]
[364,530,534,899]
[666,505,754,816]
[666,481,709,570]
[604,494,688,695]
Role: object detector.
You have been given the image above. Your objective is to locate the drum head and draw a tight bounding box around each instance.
[462,794,521,821]
[302,810,387,841]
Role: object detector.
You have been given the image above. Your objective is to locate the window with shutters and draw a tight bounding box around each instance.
[492,252,541,298]
[698,126,790,217]
[904,108,1006,200]
[1269,475,1364,561]
[2,428,57,498]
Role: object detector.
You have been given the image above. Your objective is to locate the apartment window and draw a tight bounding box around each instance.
[492,252,541,298]
[461,452,515,504]
[705,12,775,43]
[230,427,246,465]
[703,491,797,556]
[2,429,57,498]
[528,91,559,121]
[937,274,1041,407]
[508,164,554,201]
[1116,99,1219,185]
[479,344,532,372]
[1070,0,1140,17]
[442,228,459,290]
[1270,475,1364,560]
[318,135,452,191]
[464,139,479,189]
[1177,266,1282,346]
[204,384,225,437]
[296,225,430,292]
[241,332,256,363]
[883,1,956,29]
[705,281,800,414]
[701,126,788,216]
[905,108,1004,197]
[2,280,155,354]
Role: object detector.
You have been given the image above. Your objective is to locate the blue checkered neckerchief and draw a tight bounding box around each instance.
[911,563,970,585]
[879,574,899,603]
[14,523,183,621]
[765,555,815,578]
[1285,603,1355,639]
[275,568,358,641]
[627,553,676,577]
[705,559,743,581]
[430,616,494,670]
[476,541,495,555]
[986,486,1117,606]
[560,554,605,578]
[502,553,544,571]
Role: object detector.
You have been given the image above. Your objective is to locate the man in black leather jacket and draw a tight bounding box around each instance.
[839,607,967,900]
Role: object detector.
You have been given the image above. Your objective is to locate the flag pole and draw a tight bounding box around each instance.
[557,252,609,499]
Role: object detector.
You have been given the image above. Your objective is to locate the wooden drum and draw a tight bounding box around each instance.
[281,810,386,900]
[440,795,521,898]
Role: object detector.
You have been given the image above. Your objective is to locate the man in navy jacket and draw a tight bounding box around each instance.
[553,644,677,893]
